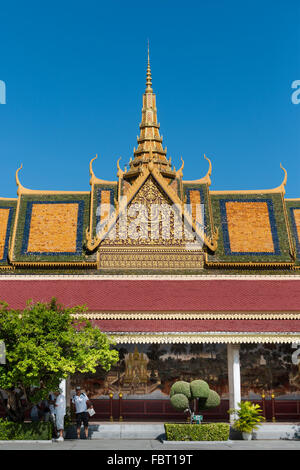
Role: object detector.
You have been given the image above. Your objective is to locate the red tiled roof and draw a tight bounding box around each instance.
[0,278,300,312]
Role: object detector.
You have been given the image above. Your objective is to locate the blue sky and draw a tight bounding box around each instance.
[0,0,299,197]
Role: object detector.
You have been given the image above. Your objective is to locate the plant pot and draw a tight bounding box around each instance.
[242,432,252,440]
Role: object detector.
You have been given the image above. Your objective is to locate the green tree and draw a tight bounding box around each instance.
[0,299,119,422]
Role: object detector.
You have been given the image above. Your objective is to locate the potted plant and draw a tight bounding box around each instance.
[228,401,265,440]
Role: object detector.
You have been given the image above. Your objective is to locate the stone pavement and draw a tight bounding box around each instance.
[0,439,299,450]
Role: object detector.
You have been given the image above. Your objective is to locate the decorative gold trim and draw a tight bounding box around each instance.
[210,163,287,195]
[183,154,212,186]
[280,190,295,261]
[204,253,295,269]
[10,261,97,269]
[150,165,218,251]
[205,261,295,268]
[86,159,219,252]
[89,154,98,185]
[175,157,184,179]
[15,164,24,196]
[15,163,90,195]
[73,312,300,320]
[0,265,14,270]
[86,167,150,251]
[206,176,214,234]
[117,158,124,179]
[280,163,288,191]
[98,246,204,270]
[105,332,300,344]
[89,157,96,236]
[0,197,17,201]
[89,154,117,185]
[98,246,204,252]
[8,167,24,261]
[2,273,300,280]
[117,158,124,204]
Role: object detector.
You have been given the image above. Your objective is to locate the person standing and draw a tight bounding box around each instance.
[48,392,56,425]
[41,392,55,423]
[55,389,66,442]
[72,386,93,439]
[30,404,41,422]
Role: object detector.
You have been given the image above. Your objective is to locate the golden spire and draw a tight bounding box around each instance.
[123,43,175,181]
[146,40,153,93]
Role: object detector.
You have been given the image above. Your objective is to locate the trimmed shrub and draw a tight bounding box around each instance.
[164,423,230,441]
[202,389,221,409]
[170,393,190,411]
[170,381,191,399]
[0,420,52,440]
[170,379,221,418]
[190,380,210,399]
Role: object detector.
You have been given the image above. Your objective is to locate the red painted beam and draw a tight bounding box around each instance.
[90,318,300,333]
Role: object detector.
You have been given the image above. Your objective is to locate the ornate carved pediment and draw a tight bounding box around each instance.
[101,175,193,247]
[86,163,218,256]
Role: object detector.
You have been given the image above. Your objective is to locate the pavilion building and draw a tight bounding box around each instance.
[1,51,300,421]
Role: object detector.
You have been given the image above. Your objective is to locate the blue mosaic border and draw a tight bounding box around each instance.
[21,200,84,256]
[219,198,281,256]
[96,188,115,235]
[289,207,300,256]
[185,187,207,233]
[0,206,14,263]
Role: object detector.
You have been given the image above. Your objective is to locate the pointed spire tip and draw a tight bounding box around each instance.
[146,40,153,92]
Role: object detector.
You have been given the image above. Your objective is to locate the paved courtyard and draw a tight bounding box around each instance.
[0,439,299,450]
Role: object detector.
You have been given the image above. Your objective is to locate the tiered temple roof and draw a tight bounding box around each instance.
[1,49,300,346]
[0,50,300,274]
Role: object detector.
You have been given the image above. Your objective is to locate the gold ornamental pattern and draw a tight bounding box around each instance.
[101,176,199,247]
[98,247,204,270]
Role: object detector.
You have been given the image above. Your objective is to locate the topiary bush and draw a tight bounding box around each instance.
[164,423,230,441]
[190,380,210,399]
[169,379,221,420]
[170,393,190,411]
[199,389,221,410]
[170,381,192,399]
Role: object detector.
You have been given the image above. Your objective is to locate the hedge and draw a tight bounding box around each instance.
[164,423,230,441]
[0,420,53,440]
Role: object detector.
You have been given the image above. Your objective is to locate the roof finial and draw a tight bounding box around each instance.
[146,39,153,92]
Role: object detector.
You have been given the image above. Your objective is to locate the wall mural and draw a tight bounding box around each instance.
[70,343,300,400]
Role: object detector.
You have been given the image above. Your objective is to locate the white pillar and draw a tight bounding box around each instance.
[227,343,241,423]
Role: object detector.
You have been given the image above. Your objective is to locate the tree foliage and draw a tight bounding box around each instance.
[0,299,119,422]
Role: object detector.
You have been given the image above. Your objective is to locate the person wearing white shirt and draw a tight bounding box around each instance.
[72,386,92,439]
[55,390,66,442]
